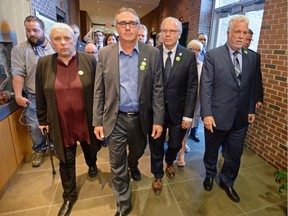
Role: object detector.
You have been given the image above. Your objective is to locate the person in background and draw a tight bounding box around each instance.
[35,23,101,216]
[137,24,148,43]
[70,24,86,52]
[196,33,208,62]
[147,38,154,46]
[201,15,256,203]
[105,33,118,46]
[188,32,208,142]
[243,28,264,108]
[11,15,55,168]
[149,17,198,196]
[177,39,203,166]
[85,42,97,60]
[93,7,164,215]
[156,32,163,47]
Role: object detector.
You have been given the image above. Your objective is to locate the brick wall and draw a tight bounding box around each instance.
[31,0,71,23]
[159,0,212,44]
[245,0,288,170]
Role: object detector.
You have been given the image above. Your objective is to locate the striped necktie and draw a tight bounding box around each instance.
[233,51,241,85]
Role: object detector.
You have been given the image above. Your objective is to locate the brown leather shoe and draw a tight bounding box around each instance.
[165,164,175,179]
[152,178,162,196]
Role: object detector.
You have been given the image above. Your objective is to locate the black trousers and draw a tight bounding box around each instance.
[59,141,96,201]
[149,111,186,179]
[203,126,248,187]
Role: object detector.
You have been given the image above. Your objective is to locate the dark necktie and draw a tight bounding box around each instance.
[165,51,172,82]
[98,45,101,50]
[233,51,241,85]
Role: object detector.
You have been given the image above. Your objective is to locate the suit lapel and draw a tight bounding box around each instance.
[168,45,181,82]
[137,43,146,98]
[222,44,239,87]
[112,43,120,95]
[240,47,248,88]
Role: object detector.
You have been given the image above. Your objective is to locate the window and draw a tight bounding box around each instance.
[210,0,264,51]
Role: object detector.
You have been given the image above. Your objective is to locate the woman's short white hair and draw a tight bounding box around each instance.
[49,23,76,41]
[187,40,203,52]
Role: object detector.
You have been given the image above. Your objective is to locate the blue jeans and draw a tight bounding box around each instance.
[24,94,47,152]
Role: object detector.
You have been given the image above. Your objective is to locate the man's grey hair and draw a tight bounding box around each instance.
[187,39,203,52]
[161,17,183,35]
[115,7,140,24]
[139,24,148,33]
[227,15,249,31]
[50,23,76,41]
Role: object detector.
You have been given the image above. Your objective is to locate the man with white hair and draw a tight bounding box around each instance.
[149,16,198,196]
[137,24,148,43]
[201,15,257,203]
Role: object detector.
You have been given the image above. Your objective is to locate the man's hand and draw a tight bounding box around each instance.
[15,95,30,107]
[256,102,262,109]
[151,124,163,139]
[94,126,105,141]
[181,120,192,129]
[248,114,255,123]
[203,116,216,133]
[39,125,49,135]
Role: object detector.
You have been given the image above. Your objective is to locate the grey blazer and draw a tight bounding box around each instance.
[92,42,164,137]
[200,44,257,130]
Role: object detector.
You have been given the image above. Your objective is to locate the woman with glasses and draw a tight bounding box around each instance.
[177,39,203,166]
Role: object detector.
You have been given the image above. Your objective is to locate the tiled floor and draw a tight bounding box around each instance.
[0,123,287,216]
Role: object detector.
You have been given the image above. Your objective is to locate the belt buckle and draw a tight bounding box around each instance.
[127,112,134,117]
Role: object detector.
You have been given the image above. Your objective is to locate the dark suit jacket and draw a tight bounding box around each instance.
[200,44,257,131]
[35,52,99,162]
[159,44,198,125]
[92,42,164,137]
[249,49,264,103]
[76,40,86,52]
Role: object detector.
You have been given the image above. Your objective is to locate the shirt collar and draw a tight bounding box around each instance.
[118,41,139,55]
[227,44,242,56]
[163,41,178,54]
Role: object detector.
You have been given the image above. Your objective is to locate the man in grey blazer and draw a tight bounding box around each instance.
[200,15,257,203]
[93,7,164,215]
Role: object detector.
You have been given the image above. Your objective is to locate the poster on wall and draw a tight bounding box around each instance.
[35,10,57,37]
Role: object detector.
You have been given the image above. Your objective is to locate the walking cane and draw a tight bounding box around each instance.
[43,128,56,176]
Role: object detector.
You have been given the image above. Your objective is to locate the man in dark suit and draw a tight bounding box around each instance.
[200,15,257,203]
[243,28,264,108]
[70,24,86,52]
[93,7,164,215]
[149,17,198,196]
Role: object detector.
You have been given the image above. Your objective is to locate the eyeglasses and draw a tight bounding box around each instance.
[161,29,180,35]
[117,21,138,28]
[86,51,96,54]
[190,48,201,52]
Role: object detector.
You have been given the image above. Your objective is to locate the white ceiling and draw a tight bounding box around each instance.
[79,0,160,34]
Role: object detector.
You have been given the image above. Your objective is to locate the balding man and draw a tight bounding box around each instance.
[85,43,97,60]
